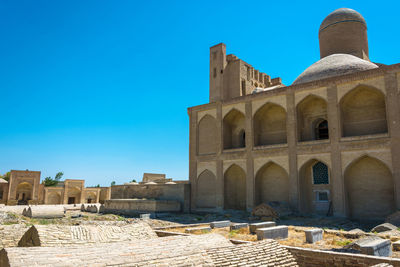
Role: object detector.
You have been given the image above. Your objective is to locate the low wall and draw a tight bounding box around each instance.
[110,182,190,212]
[284,246,400,267]
[104,199,181,215]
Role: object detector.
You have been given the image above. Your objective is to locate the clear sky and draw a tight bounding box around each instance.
[1,0,399,186]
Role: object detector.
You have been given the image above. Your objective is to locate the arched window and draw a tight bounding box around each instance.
[312,162,329,184]
[315,120,329,140]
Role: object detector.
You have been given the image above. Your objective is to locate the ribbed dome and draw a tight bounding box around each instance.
[293,54,378,85]
[320,8,366,32]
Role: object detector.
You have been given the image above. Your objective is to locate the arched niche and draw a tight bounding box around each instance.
[223,109,245,149]
[47,192,61,204]
[255,162,289,205]
[198,115,217,154]
[299,160,331,215]
[297,95,328,141]
[340,85,387,137]
[224,164,246,210]
[67,187,81,204]
[16,182,33,204]
[253,103,287,146]
[196,170,217,208]
[345,156,395,220]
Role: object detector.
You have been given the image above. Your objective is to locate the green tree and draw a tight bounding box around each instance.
[43,172,64,186]
[111,181,116,186]
[130,179,136,183]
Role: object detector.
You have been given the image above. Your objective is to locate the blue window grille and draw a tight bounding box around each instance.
[312,162,329,184]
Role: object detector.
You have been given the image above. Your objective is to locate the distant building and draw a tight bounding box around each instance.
[0,170,110,205]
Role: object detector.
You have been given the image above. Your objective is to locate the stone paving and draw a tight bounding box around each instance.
[18,222,157,247]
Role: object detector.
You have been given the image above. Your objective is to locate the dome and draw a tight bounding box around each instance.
[319,8,366,32]
[0,178,8,183]
[293,54,378,85]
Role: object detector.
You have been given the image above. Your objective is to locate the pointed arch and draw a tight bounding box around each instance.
[253,102,287,146]
[47,192,61,204]
[344,155,395,219]
[223,109,246,149]
[296,94,328,141]
[255,162,289,205]
[196,170,217,208]
[198,115,217,155]
[340,85,387,137]
[224,164,246,210]
[299,159,331,215]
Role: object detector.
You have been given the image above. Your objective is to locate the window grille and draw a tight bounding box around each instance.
[312,162,329,184]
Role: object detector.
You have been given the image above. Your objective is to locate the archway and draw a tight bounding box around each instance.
[47,192,61,204]
[254,103,287,146]
[196,170,217,208]
[67,187,81,204]
[340,85,387,137]
[224,164,246,210]
[86,192,97,203]
[297,95,328,141]
[223,109,245,149]
[345,156,395,219]
[299,160,331,215]
[16,182,33,204]
[198,115,217,154]
[255,162,289,205]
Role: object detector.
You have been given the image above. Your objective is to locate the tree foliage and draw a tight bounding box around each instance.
[43,172,64,186]
[111,181,116,186]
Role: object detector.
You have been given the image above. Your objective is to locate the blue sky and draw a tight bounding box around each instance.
[0,1,399,186]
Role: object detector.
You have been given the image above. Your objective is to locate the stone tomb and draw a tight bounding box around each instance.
[256,225,288,240]
[249,221,276,234]
[305,228,323,243]
[359,239,392,257]
[210,220,230,228]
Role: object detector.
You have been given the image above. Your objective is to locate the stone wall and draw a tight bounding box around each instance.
[104,199,181,215]
[284,246,400,267]
[111,182,190,212]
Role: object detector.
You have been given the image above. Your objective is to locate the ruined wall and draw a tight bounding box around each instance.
[110,182,190,212]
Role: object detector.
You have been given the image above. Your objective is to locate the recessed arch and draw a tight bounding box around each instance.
[16,182,33,204]
[67,186,81,204]
[345,155,395,219]
[224,164,246,210]
[223,109,245,149]
[198,115,217,155]
[196,170,217,208]
[340,85,387,137]
[299,159,331,215]
[253,102,287,146]
[297,94,328,141]
[47,192,61,204]
[255,162,289,205]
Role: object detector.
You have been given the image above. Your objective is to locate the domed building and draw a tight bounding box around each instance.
[188,8,400,220]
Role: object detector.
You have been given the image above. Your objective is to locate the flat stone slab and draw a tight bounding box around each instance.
[185,227,211,233]
[305,228,323,243]
[359,239,392,257]
[256,225,288,240]
[230,223,248,231]
[210,221,231,229]
[249,222,276,234]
